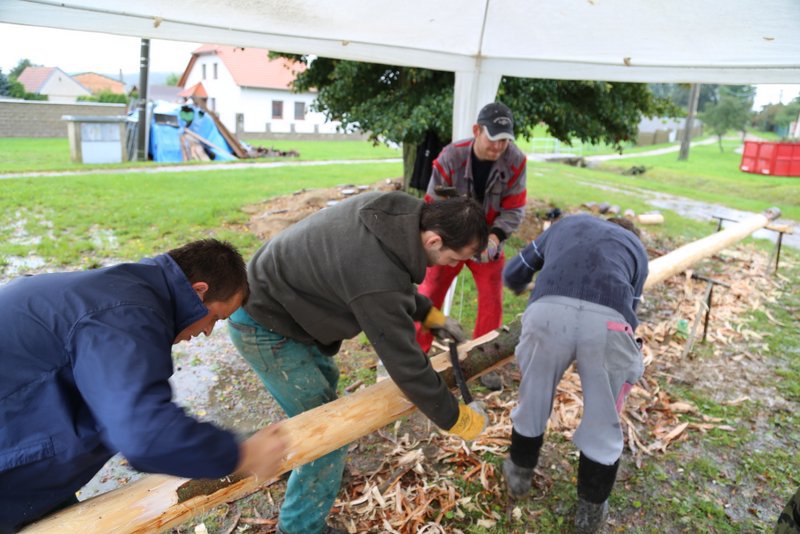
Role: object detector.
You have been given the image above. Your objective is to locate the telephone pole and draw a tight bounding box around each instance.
[678,83,701,161]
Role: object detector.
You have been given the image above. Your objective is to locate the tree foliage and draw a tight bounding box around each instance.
[10,58,36,80]
[649,83,719,113]
[274,54,673,151]
[77,90,129,104]
[752,97,800,135]
[0,69,11,97]
[649,84,755,114]
[701,95,753,151]
[4,59,47,100]
[166,73,180,86]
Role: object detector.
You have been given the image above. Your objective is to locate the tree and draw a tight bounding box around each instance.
[165,73,180,86]
[755,96,800,136]
[77,90,129,104]
[0,69,11,96]
[4,59,47,101]
[649,83,720,113]
[649,84,756,115]
[10,58,36,80]
[274,54,673,185]
[701,96,753,151]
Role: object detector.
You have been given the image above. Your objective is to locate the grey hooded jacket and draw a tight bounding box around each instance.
[244,191,459,429]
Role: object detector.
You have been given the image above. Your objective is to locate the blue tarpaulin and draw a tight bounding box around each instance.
[148,101,236,162]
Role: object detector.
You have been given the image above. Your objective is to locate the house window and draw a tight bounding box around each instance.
[202,64,207,80]
[272,100,283,119]
[209,97,216,111]
[294,102,306,120]
[213,63,218,80]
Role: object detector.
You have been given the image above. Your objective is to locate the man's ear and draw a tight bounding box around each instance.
[422,230,443,251]
[472,124,482,138]
[191,282,209,301]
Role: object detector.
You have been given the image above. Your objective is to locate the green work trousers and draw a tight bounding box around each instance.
[228,308,347,534]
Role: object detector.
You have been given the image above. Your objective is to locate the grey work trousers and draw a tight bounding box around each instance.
[511,295,643,465]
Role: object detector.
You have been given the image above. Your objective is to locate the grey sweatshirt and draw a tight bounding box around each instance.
[244,191,459,429]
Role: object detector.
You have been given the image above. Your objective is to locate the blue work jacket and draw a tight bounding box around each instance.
[0,254,239,528]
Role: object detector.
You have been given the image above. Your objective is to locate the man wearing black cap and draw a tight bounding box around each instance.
[415,102,527,356]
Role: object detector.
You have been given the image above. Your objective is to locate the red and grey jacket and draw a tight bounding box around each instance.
[424,137,527,241]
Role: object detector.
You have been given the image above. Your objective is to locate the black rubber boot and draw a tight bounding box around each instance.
[574,498,609,534]
[503,428,544,498]
[574,453,619,533]
[503,456,534,498]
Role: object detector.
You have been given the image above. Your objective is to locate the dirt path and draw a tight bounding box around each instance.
[0,158,402,180]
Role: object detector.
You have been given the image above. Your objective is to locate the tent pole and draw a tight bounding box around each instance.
[135,38,150,162]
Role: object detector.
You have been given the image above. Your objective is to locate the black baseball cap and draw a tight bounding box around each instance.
[477,102,515,141]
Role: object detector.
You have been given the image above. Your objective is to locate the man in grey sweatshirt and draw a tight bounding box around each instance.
[228,191,490,534]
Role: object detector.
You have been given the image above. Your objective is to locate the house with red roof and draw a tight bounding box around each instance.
[177,44,339,135]
[17,66,91,103]
[72,72,126,95]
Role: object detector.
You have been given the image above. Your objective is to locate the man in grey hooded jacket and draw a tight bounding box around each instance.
[229,191,489,534]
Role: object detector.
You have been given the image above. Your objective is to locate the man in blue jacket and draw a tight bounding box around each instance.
[501,215,648,534]
[0,239,287,532]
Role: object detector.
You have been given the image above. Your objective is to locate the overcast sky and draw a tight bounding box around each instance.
[0,23,198,76]
[1,22,798,110]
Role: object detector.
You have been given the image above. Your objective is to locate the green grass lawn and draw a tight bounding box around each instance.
[594,139,800,221]
[0,162,401,267]
[0,137,400,174]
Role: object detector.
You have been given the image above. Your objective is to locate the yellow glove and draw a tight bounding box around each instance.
[448,402,488,441]
[423,306,447,329]
[423,307,466,344]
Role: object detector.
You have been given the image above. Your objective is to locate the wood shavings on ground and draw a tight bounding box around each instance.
[324,242,791,533]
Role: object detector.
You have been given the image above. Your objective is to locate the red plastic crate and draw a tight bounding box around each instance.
[740,141,800,177]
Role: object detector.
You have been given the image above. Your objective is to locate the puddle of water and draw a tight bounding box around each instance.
[79,326,278,499]
[578,180,800,249]
[2,255,47,278]
[89,227,119,251]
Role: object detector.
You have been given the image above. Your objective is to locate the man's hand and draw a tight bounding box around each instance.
[423,307,466,344]
[235,423,289,481]
[479,235,501,263]
[448,401,488,441]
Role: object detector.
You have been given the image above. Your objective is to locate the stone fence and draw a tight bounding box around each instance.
[0,99,128,137]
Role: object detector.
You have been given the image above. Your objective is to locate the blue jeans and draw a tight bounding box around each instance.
[228,308,347,534]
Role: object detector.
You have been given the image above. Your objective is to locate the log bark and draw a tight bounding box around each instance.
[23,208,780,533]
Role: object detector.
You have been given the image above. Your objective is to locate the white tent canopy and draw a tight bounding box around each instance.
[2,0,799,137]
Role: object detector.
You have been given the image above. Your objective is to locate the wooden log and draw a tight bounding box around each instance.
[24,207,781,532]
[23,327,517,533]
[183,129,229,158]
[644,208,780,289]
[636,213,664,225]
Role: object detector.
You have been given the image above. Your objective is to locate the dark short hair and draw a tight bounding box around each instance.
[420,197,489,252]
[607,217,642,239]
[168,239,249,304]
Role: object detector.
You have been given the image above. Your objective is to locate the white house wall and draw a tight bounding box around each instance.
[181,52,340,134]
[239,87,338,134]
[181,53,241,128]
[40,70,91,103]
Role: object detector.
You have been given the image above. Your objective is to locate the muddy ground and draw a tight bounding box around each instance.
[19,180,795,532]
[178,185,794,533]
